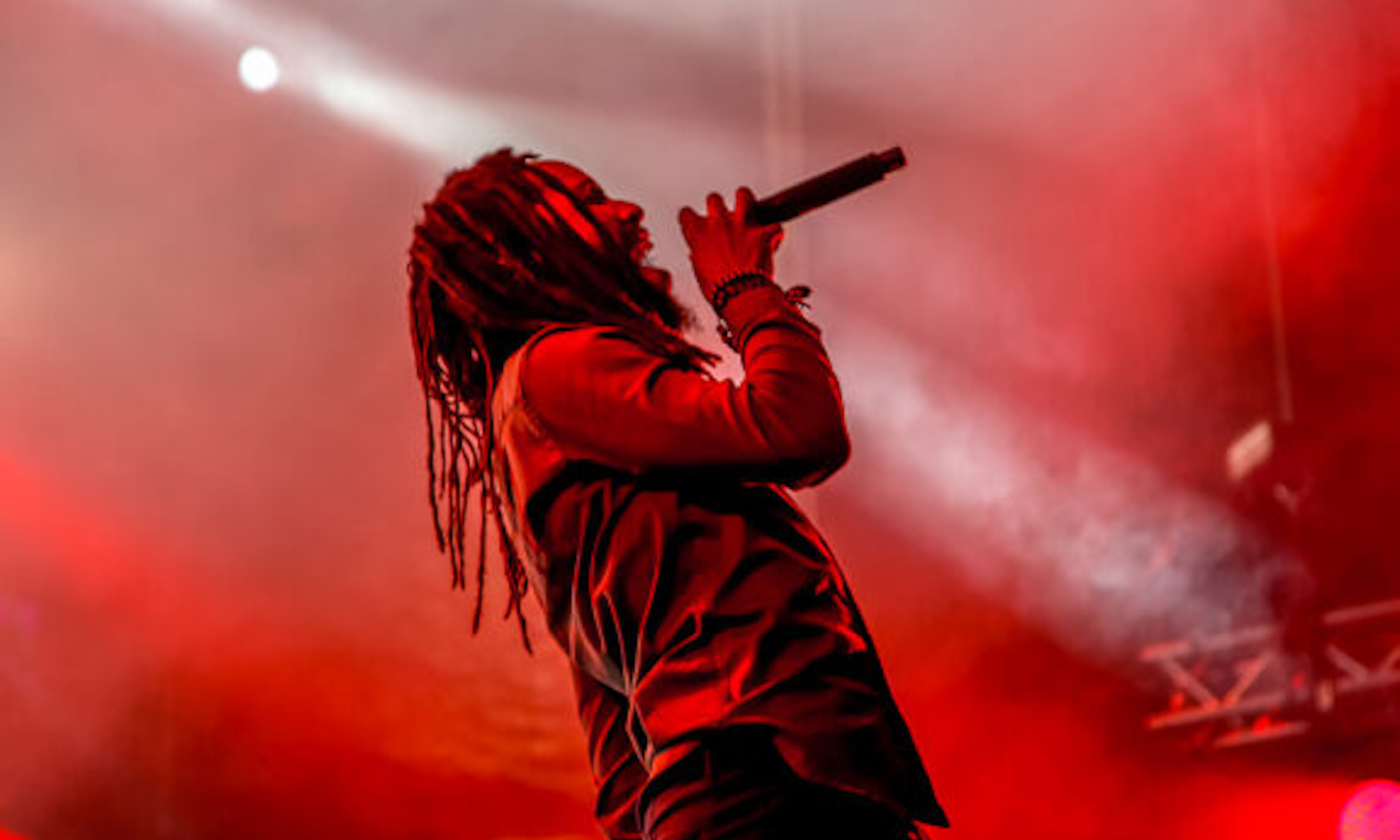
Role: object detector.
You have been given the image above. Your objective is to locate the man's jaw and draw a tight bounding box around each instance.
[641,264,672,292]
[626,227,672,294]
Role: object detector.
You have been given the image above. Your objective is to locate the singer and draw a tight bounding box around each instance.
[407,149,948,839]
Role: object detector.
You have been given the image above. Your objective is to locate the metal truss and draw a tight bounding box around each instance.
[1140,598,1400,748]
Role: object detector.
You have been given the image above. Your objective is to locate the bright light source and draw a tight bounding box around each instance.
[1226,419,1273,483]
[1339,780,1400,840]
[238,46,280,92]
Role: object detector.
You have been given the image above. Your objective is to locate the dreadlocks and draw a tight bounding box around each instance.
[407,148,717,646]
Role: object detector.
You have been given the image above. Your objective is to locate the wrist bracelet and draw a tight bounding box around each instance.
[712,280,816,351]
[708,271,773,315]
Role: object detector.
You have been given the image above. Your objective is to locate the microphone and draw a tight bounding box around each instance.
[750,147,907,226]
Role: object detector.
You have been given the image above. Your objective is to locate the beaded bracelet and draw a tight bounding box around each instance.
[708,271,774,316]
[711,276,816,351]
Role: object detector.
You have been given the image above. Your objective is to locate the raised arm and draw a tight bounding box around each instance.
[520,288,848,487]
[518,185,850,486]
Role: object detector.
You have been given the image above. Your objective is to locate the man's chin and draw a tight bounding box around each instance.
[641,265,673,294]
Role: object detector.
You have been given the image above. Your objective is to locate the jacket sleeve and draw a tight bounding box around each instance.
[520,285,850,488]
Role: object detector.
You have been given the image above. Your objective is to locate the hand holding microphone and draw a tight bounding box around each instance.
[677,188,783,303]
[678,146,906,309]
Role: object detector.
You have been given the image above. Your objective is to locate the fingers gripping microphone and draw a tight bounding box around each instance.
[750,147,907,226]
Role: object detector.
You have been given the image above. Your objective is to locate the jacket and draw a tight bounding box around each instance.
[490,285,948,837]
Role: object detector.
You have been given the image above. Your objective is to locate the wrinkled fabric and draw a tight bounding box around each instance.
[640,726,920,840]
[490,286,948,838]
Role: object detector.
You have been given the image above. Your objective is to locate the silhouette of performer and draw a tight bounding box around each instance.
[408,149,947,839]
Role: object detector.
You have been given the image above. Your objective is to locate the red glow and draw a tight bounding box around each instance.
[3,0,1398,836]
[1340,781,1400,840]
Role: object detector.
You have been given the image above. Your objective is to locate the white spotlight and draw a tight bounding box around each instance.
[1226,419,1274,483]
[238,46,281,92]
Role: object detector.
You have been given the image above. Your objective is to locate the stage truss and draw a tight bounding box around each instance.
[1141,598,1400,749]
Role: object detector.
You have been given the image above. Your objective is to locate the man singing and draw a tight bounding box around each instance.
[407,149,947,839]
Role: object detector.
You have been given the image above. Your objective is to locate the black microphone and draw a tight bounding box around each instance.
[750,147,907,226]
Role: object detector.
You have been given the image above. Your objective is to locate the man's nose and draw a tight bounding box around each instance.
[617,201,643,224]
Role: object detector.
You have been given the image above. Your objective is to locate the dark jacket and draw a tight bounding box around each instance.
[490,285,947,837]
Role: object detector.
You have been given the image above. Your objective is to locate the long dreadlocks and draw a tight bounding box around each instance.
[407,148,717,646]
